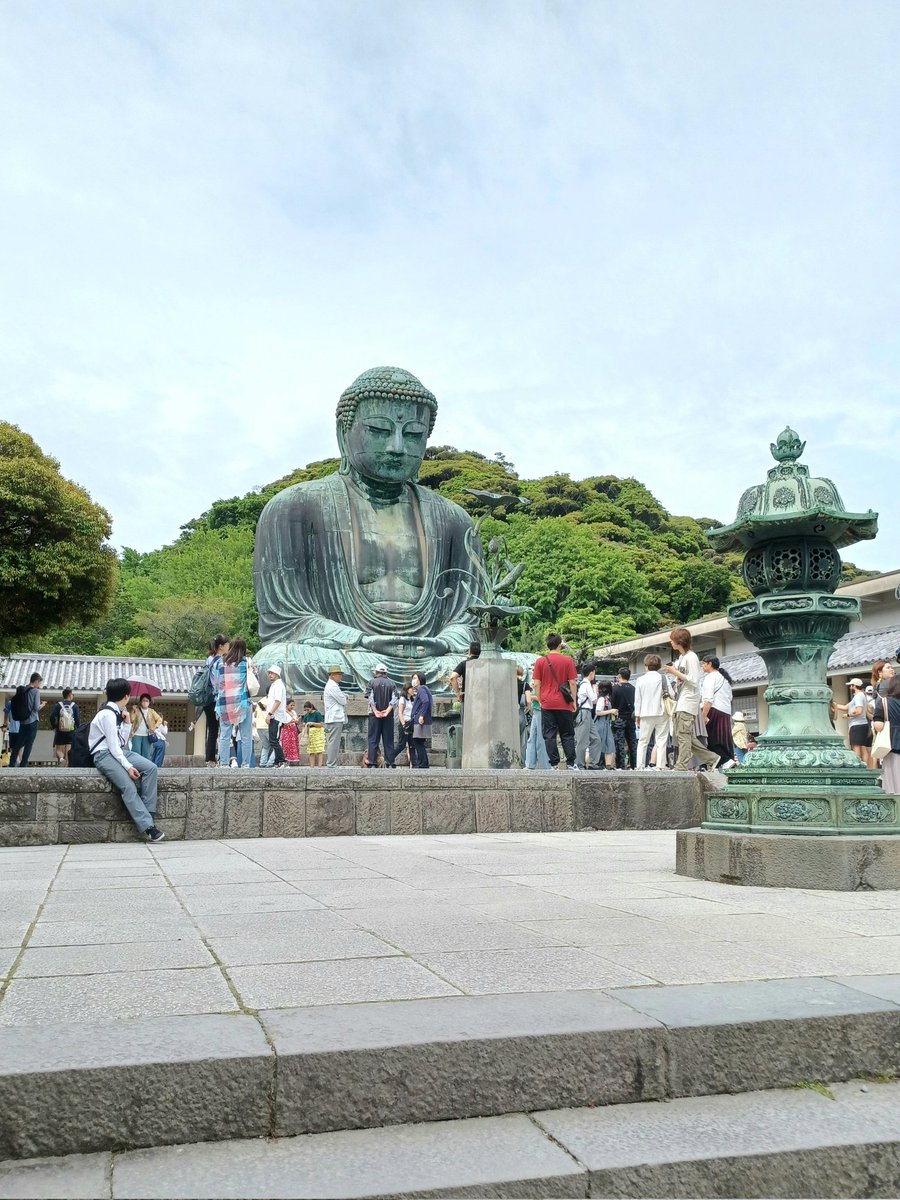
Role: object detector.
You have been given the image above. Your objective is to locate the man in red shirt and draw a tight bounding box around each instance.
[531,633,579,770]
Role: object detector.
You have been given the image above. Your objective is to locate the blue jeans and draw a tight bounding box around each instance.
[219,709,253,767]
[94,749,158,834]
[151,739,166,767]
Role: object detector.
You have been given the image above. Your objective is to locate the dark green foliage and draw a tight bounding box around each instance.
[0,424,118,653]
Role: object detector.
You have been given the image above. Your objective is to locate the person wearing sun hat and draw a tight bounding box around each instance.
[731,710,749,763]
[323,665,348,769]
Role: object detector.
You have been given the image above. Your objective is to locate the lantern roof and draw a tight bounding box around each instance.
[707,427,878,552]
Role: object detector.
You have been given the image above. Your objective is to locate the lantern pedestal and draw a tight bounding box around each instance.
[677,828,900,891]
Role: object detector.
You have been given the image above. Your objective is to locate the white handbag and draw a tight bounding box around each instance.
[872,696,892,765]
[246,661,261,698]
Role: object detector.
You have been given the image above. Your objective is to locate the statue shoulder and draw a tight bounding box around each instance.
[413,484,475,530]
[258,473,340,524]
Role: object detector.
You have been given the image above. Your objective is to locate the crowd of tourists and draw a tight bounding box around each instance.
[3,631,900,842]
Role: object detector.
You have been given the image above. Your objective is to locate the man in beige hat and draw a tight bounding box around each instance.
[323,666,348,769]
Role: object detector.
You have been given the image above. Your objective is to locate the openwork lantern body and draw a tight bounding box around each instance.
[702,429,891,835]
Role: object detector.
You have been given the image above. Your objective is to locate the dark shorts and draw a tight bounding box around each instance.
[849,724,872,747]
[53,732,75,746]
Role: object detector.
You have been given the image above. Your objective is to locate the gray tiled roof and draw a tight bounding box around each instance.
[0,654,204,695]
[721,623,900,688]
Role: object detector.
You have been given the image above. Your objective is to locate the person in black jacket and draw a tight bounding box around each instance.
[611,669,637,770]
[365,665,398,768]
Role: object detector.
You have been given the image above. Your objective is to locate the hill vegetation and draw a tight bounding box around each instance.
[23,447,873,660]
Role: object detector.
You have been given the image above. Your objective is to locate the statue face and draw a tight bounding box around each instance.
[344,397,429,484]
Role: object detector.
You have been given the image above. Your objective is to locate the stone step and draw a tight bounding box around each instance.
[2,976,900,1163]
[2,1079,899,1198]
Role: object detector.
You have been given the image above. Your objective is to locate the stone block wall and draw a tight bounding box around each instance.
[0,769,703,846]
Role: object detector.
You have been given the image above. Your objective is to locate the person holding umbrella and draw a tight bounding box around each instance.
[130,693,164,761]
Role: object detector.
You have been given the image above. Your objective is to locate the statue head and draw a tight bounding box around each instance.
[336,367,438,484]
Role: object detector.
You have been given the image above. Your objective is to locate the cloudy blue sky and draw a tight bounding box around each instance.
[1,0,898,569]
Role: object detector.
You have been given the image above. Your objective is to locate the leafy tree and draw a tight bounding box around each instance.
[0,423,117,652]
[133,596,240,658]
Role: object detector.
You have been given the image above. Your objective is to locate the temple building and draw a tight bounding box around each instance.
[594,568,900,736]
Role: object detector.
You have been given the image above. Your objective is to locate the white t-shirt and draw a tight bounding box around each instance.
[577,678,597,713]
[847,692,869,727]
[702,672,733,715]
[674,651,702,716]
[634,671,664,719]
[323,678,348,724]
[266,678,289,723]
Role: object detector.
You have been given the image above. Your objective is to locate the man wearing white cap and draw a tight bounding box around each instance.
[365,664,398,768]
[834,678,872,767]
[264,666,289,768]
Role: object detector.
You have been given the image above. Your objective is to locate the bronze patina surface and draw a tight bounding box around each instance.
[253,367,481,693]
[702,428,890,835]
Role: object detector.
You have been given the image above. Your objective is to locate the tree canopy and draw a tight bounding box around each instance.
[0,423,118,653]
[20,444,877,659]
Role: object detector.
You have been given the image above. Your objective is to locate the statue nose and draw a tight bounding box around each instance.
[387,429,405,454]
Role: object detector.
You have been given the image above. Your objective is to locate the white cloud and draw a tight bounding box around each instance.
[0,0,897,571]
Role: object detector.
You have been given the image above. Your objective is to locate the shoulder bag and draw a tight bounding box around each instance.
[541,655,574,706]
[246,659,261,698]
[872,696,892,766]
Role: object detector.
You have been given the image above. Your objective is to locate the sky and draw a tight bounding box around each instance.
[1,0,898,569]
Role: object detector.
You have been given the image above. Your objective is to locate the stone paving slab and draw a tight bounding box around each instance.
[117,1114,587,1199]
[4,1081,900,1199]
[262,990,667,1136]
[0,1014,273,1160]
[534,1080,900,1198]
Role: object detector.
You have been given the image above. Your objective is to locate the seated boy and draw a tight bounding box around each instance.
[90,678,164,842]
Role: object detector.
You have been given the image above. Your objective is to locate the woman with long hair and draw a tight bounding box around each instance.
[701,655,736,767]
[872,659,896,698]
[593,680,617,770]
[215,638,254,768]
[280,700,301,765]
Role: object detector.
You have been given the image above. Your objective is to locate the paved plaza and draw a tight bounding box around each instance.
[5,829,900,1019]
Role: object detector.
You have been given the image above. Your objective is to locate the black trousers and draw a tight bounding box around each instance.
[203,702,219,763]
[268,720,285,765]
[367,714,395,767]
[541,708,576,767]
[614,716,637,769]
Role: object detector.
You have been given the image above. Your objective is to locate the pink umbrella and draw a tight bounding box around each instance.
[126,673,162,699]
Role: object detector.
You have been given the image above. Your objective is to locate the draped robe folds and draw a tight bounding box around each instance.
[253,473,481,694]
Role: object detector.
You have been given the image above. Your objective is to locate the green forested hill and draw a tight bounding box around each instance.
[24,448,870,660]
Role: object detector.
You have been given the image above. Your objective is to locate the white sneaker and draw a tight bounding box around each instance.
[720,759,736,770]
[230,759,238,769]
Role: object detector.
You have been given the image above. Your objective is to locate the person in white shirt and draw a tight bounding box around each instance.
[574,662,602,769]
[264,666,289,767]
[323,665,349,769]
[663,627,720,772]
[634,654,671,771]
[89,678,163,842]
[701,655,736,767]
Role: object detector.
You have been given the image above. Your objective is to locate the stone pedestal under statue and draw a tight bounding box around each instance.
[461,657,522,770]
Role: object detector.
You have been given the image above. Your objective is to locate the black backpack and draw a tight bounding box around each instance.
[10,687,30,722]
[70,704,122,768]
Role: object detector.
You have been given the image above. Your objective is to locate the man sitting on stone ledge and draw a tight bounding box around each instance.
[88,678,163,843]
